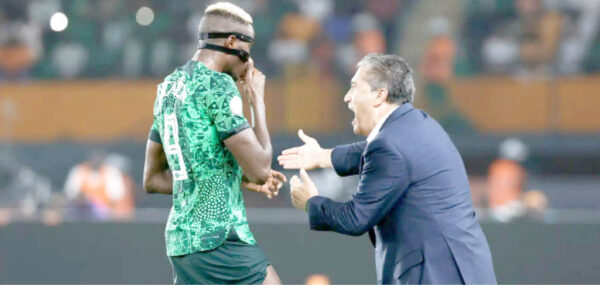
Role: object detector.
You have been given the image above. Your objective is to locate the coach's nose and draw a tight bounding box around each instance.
[343,90,351,103]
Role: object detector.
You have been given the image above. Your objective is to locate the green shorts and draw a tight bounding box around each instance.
[169,230,270,284]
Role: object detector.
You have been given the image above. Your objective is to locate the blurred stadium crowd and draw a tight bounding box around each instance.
[0,0,416,81]
[0,0,599,225]
[2,0,600,81]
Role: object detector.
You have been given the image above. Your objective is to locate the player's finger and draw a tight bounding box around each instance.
[244,63,255,82]
[242,182,260,192]
[268,185,278,196]
[257,184,273,199]
[298,129,315,144]
[271,170,287,183]
[281,147,300,155]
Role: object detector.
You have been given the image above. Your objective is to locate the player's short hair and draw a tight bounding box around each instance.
[204,2,253,25]
[357,53,416,104]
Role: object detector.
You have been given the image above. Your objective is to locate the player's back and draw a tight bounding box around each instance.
[150,60,256,257]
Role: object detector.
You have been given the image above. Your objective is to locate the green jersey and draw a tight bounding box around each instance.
[149,60,256,257]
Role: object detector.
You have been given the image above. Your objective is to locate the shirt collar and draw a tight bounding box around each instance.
[366,105,400,142]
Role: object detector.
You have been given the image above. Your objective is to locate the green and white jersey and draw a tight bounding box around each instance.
[149,60,255,257]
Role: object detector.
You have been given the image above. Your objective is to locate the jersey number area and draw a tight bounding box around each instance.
[164,114,189,181]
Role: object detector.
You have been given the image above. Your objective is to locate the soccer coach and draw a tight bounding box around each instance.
[278,53,496,284]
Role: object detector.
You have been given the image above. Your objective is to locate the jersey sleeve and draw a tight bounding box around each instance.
[148,119,161,143]
[205,74,250,141]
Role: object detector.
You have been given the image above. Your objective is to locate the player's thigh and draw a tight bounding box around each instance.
[262,265,281,285]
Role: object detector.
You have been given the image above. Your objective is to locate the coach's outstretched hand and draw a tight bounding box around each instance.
[278,130,333,170]
[242,170,287,199]
[290,169,319,210]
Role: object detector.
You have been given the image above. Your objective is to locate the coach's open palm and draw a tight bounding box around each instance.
[278,130,330,170]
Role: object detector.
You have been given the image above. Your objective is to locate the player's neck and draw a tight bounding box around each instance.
[192,50,227,73]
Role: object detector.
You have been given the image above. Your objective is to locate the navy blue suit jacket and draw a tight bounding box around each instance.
[307,104,496,284]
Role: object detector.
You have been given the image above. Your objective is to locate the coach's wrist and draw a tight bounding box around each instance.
[318,149,333,169]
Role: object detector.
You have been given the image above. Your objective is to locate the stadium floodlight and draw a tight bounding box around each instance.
[49,12,68,32]
[136,7,155,26]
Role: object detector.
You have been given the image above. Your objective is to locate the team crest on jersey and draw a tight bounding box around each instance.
[230,96,243,116]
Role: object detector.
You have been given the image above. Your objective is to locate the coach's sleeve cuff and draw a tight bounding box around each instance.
[307,196,331,231]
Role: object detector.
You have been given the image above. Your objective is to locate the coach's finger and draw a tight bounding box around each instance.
[282,162,300,169]
[299,169,316,189]
[281,147,300,155]
[278,154,298,163]
[298,129,316,144]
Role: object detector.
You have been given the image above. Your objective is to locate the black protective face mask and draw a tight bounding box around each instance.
[198,32,253,62]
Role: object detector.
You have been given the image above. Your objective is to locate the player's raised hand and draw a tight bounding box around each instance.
[278,129,331,170]
[290,169,319,210]
[242,170,287,199]
[241,58,265,106]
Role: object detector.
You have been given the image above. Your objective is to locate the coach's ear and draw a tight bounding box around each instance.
[374,88,388,107]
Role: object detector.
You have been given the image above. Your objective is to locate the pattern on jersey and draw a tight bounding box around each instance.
[151,61,255,256]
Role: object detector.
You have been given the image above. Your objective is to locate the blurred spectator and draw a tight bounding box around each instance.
[352,13,385,57]
[461,0,516,74]
[556,0,600,74]
[367,0,403,51]
[64,151,134,221]
[296,0,333,22]
[421,17,456,84]
[460,0,600,76]
[514,0,563,76]
[420,17,472,133]
[50,40,89,78]
[481,27,520,74]
[0,155,52,224]
[487,138,529,222]
[268,10,318,69]
[0,2,42,81]
[522,189,549,219]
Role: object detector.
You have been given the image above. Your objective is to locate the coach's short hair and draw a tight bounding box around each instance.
[357,53,416,104]
[204,2,253,25]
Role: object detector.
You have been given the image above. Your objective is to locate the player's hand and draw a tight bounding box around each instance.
[242,170,287,199]
[240,58,265,106]
[290,169,319,210]
[278,129,329,170]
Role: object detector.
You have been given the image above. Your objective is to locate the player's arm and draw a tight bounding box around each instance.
[143,139,173,195]
[224,128,271,184]
[223,64,272,184]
